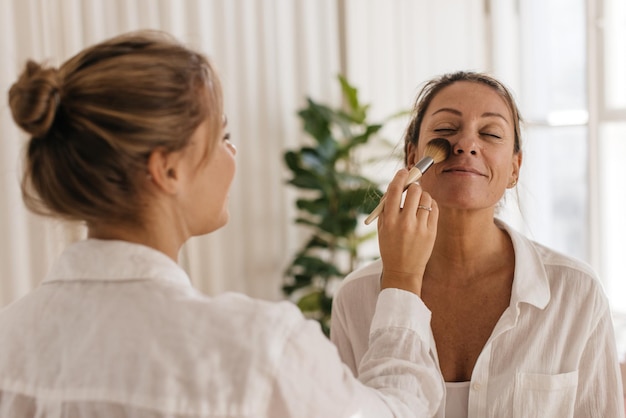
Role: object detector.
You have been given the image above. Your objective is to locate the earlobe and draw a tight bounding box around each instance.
[147,148,180,194]
[509,152,522,188]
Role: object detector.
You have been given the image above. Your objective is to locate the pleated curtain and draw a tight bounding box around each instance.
[0,0,487,307]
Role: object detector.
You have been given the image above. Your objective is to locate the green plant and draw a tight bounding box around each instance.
[282,75,402,335]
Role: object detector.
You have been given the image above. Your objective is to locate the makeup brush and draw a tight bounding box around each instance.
[364,137,451,225]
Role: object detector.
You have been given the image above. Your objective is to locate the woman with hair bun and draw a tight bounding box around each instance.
[0,31,443,417]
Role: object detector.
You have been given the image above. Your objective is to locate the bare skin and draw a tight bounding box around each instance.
[421,215,515,381]
[378,169,439,296]
[406,81,522,382]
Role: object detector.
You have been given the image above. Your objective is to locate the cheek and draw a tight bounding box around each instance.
[406,143,421,167]
[224,153,236,182]
[502,156,519,177]
[416,171,438,193]
[216,153,236,194]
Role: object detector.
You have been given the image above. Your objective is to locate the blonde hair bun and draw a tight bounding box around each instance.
[9,60,61,138]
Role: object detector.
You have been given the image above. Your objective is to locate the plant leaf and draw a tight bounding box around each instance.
[287,172,324,190]
[298,99,333,142]
[296,197,329,216]
[338,74,359,113]
[297,290,323,312]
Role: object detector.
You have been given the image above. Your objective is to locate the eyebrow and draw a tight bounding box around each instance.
[431,108,509,124]
[432,108,462,117]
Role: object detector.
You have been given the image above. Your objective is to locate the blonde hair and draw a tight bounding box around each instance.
[8,30,223,225]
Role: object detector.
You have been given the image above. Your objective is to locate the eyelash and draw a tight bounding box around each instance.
[224,133,231,141]
[434,128,501,140]
[482,133,502,139]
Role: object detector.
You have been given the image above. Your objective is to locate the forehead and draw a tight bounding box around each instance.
[427,81,513,121]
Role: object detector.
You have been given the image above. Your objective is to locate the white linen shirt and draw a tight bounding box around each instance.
[331,220,625,418]
[0,239,443,417]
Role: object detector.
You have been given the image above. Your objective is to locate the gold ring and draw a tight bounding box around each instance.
[418,205,432,212]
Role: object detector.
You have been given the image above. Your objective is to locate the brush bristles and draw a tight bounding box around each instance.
[424,137,451,164]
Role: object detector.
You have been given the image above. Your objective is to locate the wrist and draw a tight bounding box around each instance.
[380,270,424,297]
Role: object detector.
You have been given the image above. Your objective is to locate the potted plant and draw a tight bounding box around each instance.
[282,75,403,335]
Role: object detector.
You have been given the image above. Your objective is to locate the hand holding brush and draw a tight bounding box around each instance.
[364,138,451,225]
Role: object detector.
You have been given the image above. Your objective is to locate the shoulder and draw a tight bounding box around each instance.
[533,241,607,306]
[530,240,598,282]
[165,294,311,397]
[342,259,383,288]
[202,292,305,334]
[504,222,608,314]
[332,259,382,318]
[334,259,382,300]
[501,219,600,286]
[526,241,615,338]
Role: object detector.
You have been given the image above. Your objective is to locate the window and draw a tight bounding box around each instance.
[494,0,589,264]
[596,0,626,313]
[493,0,626,357]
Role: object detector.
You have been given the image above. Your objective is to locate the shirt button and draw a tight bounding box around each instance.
[472,382,481,391]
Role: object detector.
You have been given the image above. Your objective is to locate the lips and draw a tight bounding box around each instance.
[441,165,486,176]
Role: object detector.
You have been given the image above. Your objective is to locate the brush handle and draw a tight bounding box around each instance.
[363,157,433,225]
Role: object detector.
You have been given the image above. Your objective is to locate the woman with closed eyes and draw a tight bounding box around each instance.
[331,71,625,418]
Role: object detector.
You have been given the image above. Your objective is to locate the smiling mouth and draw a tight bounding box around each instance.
[442,168,485,176]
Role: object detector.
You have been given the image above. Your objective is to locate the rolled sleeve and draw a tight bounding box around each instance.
[270,290,443,417]
[371,288,433,343]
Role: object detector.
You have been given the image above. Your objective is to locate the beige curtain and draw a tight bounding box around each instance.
[0,0,487,307]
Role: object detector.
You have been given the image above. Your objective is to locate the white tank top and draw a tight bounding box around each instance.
[445,381,470,418]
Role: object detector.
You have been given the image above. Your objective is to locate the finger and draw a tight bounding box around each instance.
[416,192,433,221]
[427,198,439,229]
[402,182,423,216]
[382,169,409,219]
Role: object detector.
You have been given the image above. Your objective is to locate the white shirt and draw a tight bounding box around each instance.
[0,239,443,418]
[331,220,625,418]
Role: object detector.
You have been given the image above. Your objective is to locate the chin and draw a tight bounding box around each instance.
[199,212,230,235]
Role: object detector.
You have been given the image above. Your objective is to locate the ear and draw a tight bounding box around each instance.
[406,142,418,167]
[147,147,183,194]
[508,151,522,188]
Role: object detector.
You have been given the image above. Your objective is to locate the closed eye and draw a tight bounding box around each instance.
[482,133,502,139]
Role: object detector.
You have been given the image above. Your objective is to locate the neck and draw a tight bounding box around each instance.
[87,200,189,262]
[426,209,512,286]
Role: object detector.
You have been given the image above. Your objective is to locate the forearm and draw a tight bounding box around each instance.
[358,288,443,417]
[271,289,442,418]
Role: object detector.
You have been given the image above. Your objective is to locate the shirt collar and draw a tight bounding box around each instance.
[42,239,192,287]
[496,219,550,310]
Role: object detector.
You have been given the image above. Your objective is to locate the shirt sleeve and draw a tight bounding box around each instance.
[330,271,382,377]
[268,288,444,418]
[575,300,625,418]
[330,285,360,376]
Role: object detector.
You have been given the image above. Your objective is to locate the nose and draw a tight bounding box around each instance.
[451,135,477,155]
